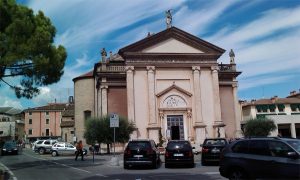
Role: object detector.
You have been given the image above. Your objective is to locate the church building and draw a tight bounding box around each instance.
[73,24,242,146]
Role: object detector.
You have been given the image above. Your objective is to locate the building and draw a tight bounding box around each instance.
[241,90,300,138]
[73,25,242,146]
[24,103,67,141]
[61,102,75,143]
[0,107,24,141]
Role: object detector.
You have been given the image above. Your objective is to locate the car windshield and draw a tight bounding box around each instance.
[4,142,17,148]
[204,139,227,146]
[286,140,300,152]
[127,141,150,149]
[167,141,191,150]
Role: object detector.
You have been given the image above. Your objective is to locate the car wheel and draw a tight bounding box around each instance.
[201,160,207,166]
[39,148,45,155]
[229,168,247,180]
[124,163,129,169]
[52,151,58,157]
[165,163,170,168]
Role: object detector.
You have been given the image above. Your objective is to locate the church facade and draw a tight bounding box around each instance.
[73,27,242,146]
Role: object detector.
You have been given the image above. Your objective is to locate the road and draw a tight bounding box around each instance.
[0,148,226,180]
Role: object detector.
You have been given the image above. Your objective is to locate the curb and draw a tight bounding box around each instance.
[0,162,17,180]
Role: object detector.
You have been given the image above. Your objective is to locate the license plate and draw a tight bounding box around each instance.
[174,153,183,157]
[134,155,143,158]
[212,149,220,153]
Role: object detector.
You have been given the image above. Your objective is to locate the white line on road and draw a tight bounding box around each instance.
[0,162,17,180]
[23,152,108,177]
[204,172,220,175]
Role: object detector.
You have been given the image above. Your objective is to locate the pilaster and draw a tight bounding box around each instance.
[192,66,204,125]
[126,66,135,123]
[100,85,108,116]
[147,66,156,125]
[232,83,242,137]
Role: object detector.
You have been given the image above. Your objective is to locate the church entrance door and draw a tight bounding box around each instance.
[167,115,184,140]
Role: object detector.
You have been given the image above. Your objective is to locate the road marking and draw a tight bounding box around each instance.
[204,172,220,175]
[0,162,18,180]
[23,152,108,177]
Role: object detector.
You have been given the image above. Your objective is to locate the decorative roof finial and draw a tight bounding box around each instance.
[101,48,107,62]
[229,49,235,64]
[165,9,172,29]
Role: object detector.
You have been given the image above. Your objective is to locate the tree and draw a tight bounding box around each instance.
[84,116,135,154]
[243,118,276,137]
[0,0,67,98]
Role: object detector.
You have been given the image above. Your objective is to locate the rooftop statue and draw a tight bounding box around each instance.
[166,10,172,28]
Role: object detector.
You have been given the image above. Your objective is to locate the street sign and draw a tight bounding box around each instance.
[110,113,119,128]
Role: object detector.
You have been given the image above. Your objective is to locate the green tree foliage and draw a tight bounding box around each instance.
[84,116,135,154]
[0,0,67,98]
[243,118,276,137]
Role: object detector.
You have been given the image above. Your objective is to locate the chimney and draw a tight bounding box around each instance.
[68,96,74,104]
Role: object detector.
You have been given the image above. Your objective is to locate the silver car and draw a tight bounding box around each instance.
[51,142,87,156]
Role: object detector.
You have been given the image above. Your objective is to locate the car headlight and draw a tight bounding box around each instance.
[14,148,18,150]
[2,149,6,151]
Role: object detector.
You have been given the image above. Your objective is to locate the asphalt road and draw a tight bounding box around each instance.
[0,148,226,180]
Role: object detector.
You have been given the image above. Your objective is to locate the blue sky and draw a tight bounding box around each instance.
[1,0,300,109]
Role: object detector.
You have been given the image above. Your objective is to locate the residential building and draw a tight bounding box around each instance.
[0,107,24,141]
[241,90,300,138]
[61,102,75,143]
[73,25,242,147]
[24,103,66,142]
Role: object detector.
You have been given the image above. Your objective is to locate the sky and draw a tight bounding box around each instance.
[1,0,300,110]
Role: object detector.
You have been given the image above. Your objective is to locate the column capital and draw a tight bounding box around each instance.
[192,66,201,72]
[232,83,238,88]
[100,85,108,89]
[186,109,192,118]
[211,65,219,72]
[146,66,155,72]
[125,66,134,72]
[159,111,164,118]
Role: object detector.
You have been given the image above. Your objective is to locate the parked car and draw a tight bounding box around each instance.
[33,139,58,154]
[201,138,228,165]
[219,137,300,179]
[1,141,18,155]
[51,142,87,156]
[165,140,194,168]
[123,139,160,169]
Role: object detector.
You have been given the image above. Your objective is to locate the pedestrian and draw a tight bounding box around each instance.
[75,140,84,161]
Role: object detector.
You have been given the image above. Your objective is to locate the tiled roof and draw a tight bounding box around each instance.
[60,121,75,127]
[242,97,300,107]
[62,104,74,117]
[0,107,23,115]
[24,103,68,112]
[72,70,94,82]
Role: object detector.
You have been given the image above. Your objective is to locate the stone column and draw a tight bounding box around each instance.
[159,111,165,137]
[211,66,222,123]
[291,123,296,138]
[186,109,193,141]
[97,87,102,117]
[233,83,242,137]
[126,66,135,123]
[101,85,108,115]
[147,66,156,125]
[192,66,203,124]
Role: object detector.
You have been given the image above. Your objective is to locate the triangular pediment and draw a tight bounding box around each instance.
[156,84,192,97]
[142,38,204,53]
[119,26,225,57]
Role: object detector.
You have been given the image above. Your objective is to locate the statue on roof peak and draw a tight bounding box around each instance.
[166,9,172,29]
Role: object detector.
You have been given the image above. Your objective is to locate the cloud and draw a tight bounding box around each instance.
[238,75,294,91]
[174,0,237,34]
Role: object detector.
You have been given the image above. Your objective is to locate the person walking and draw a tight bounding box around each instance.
[75,140,84,161]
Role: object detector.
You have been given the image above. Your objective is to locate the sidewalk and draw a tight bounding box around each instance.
[0,162,14,180]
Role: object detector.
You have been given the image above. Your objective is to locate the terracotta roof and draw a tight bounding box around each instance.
[24,103,67,112]
[242,97,300,107]
[60,121,74,127]
[287,92,300,98]
[72,70,94,82]
[62,104,74,117]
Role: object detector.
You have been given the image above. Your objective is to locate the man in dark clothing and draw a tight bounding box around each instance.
[75,140,84,161]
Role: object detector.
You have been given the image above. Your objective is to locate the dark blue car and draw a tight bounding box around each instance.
[1,141,18,155]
